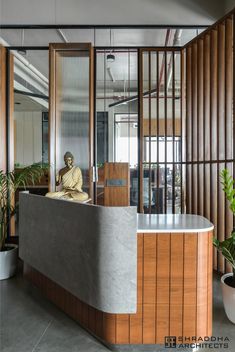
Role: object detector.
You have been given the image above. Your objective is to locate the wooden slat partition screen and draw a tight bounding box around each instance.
[184,13,234,272]
[139,49,183,215]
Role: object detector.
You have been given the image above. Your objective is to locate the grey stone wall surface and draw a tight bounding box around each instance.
[19,193,137,314]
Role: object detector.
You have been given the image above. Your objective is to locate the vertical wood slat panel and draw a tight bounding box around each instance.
[218,23,226,161]
[0,46,6,171]
[217,23,226,273]
[139,50,144,213]
[116,315,129,344]
[204,35,211,162]
[186,47,192,163]
[186,47,192,213]
[192,43,198,214]
[192,42,198,163]
[170,234,184,337]
[225,162,234,273]
[197,39,204,216]
[204,35,211,220]
[103,313,116,344]
[181,50,186,213]
[198,164,204,216]
[211,163,218,270]
[183,233,197,337]
[8,53,15,235]
[156,234,170,344]
[192,164,198,214]
[143,234,156,343]
[210,29,218,162]
[225,18,234,273]
[207,231,213,336]
[197,232,208,337]
[148,52,152,212]
[210,29,218,271]
[225,18,233,160]
[218,162,225,272]
[130,234,143,344]
[198,39,204,163]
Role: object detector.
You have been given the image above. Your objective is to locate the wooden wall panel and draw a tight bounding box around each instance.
[183,234,197,337]
[192,43,198,163]
[207,231,213,336]
[143,234,156,343]
[170,234,183,337]
[129,234,143,344]
[184,12,234,273]
[104,162,130,206]
[225,18,233,160]
[0,45,6,171]
[210,29,218,162]
[156,234,170,343]
[24,231,213,347]
[204,34,211,162]
[143,118,181,136]
[196,232,208,336]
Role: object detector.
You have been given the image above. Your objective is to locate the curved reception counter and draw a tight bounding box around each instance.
[19,193,214,350]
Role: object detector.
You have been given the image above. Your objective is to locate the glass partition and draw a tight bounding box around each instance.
[95,49,138,206]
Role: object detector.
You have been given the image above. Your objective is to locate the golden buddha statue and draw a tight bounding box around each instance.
[46,151,89,202]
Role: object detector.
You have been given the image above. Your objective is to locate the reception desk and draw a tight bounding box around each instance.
[19,194,213,350]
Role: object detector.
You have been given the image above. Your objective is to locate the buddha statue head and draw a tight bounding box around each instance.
[64,151,74,169]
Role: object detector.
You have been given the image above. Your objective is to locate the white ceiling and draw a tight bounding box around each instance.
[0,28,203,48]
[0,0,234,25]
[0,28,203,83]
[1,0,233,112]
[14,93,48,111]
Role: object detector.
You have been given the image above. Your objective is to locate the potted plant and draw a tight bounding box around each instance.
[0,163,47,280]
[213,169,235,324]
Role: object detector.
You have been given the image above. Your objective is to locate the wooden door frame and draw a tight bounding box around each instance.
[49,43,94,201]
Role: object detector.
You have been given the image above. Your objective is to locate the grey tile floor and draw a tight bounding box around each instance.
[0,269,234,352]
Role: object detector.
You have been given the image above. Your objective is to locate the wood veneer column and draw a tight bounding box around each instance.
[0,45,6,171]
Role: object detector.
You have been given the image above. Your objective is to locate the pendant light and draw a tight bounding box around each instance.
[18,29,27,56]
[107,29,115,63]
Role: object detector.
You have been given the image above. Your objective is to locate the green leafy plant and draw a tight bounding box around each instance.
[213,169,235,287]
[0,163,48,251]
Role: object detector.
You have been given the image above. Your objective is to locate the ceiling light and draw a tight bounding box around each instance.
[107,53,115,63]
[17,49,27,56]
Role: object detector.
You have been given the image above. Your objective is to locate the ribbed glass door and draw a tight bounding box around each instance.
[49,43,94,201]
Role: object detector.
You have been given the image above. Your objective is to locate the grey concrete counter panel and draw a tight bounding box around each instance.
[19,194,137,314]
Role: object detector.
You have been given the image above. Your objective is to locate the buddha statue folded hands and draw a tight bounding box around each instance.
[46,151,89,202]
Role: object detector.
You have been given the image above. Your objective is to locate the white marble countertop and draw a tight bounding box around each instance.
[137,214,214,233]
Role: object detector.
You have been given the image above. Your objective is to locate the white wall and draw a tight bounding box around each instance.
[14,111,42,166]
[0,0,228,26]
